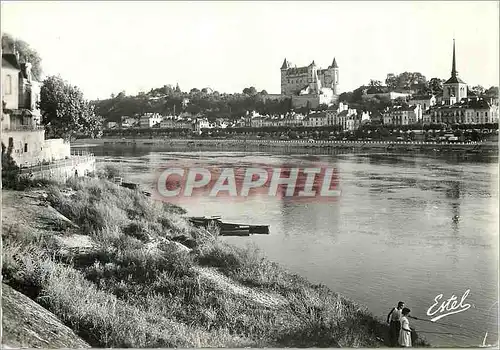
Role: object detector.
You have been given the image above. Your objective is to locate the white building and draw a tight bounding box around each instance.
[106,121,118,129]
[428,97,499,125]
[194,118,210,133]
[383,105,422,125]
[121,116,137,128]
[303,112,327,127]
[409,94,436,112]
[139,113,162,128]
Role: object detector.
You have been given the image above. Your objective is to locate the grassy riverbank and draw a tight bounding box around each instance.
[2,173,429,347]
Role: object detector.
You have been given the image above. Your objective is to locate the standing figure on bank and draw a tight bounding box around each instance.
[398,308,412,347]
[387,301,404,346]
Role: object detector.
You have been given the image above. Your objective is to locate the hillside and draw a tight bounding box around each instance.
[92,87,291,123]
[1,175,429,348]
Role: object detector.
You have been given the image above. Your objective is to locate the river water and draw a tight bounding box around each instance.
[74,143,499,347]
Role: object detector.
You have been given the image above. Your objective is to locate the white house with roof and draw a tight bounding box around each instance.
[409,94,436,112]
[160,116,175,129]
[250,116,266,128]
[193,117,210,133]
[428,97,498,125]
[106,121,118,129]
[303,112,327,127]
[383,105,422,125]
[139,113,162,128]
[1,46,82,168]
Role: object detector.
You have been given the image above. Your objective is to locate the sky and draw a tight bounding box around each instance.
[1,1,499,100]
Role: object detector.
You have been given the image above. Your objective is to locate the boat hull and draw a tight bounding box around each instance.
[187,217,269,235]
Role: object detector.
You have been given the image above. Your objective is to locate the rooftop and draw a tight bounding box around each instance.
[411,94,434,100]
[2,54,19,70]
[444,76,466,84]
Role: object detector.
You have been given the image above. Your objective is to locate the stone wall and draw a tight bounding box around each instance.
[19,155,96,182]
[1,129,71,166]
[42,139,71,162]
[1,129,45,165]
[291,95,320,108]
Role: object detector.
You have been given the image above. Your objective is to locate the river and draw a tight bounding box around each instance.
[74,142,499,347]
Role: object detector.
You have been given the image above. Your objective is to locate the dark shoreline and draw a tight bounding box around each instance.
[73,137,498,155]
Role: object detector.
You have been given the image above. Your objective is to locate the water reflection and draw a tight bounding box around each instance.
[74,143,499,347]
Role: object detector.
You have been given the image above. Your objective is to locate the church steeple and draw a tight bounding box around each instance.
[451,39,457,77]
[443,38,467,104]
[330,57,338,68]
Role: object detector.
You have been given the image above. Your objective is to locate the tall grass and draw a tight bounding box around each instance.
[2,178,429,347]
[2,242,253,348]
[46,178,193,239]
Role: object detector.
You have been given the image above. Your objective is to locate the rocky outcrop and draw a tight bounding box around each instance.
[1,283,91,348]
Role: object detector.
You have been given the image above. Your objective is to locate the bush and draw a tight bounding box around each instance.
[2,174,57,190]
[96,164,123,180]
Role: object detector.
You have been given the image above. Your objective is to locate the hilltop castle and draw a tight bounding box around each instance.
[280,58,339,108]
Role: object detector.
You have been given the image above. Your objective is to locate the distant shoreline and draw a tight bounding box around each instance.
[73,137,499,153]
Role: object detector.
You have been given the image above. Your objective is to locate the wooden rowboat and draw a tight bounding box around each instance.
[188,216,269,236]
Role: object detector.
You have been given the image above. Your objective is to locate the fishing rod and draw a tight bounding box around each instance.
[416,330,471,336]
[409,315,486,337]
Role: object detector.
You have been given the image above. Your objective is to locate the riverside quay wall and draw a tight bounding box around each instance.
[82,138,499,153]
[14,152,96,182]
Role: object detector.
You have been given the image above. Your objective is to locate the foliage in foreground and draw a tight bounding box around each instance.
[2,179,429,347]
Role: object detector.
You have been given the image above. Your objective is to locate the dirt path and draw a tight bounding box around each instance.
[2,190,94,255]
[2,190,73,232]
[196,267,288,309]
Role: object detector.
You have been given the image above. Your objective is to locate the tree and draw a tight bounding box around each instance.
[2,33,43,81]
[40,75,102,140]
[484,86,498,98]
[385,72,427,92]
[385,74,397,90]
[243,87,257,95]
[369,80,382,88]
[427,78,444,95]
[162,85,174,95]
[394,96,407,105]
[470,85,485,96]
[339,91,354,103]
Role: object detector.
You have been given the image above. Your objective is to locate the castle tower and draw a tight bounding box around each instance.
[329,57,339,95]
[443,39,467,105]
[307,60,318,92]
[280,58,290,95]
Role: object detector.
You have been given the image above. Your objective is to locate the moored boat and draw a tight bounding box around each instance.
[187,216,269,236]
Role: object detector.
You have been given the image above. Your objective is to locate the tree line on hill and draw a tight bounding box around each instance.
[93,85,290,122]
[94,71,499,124]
